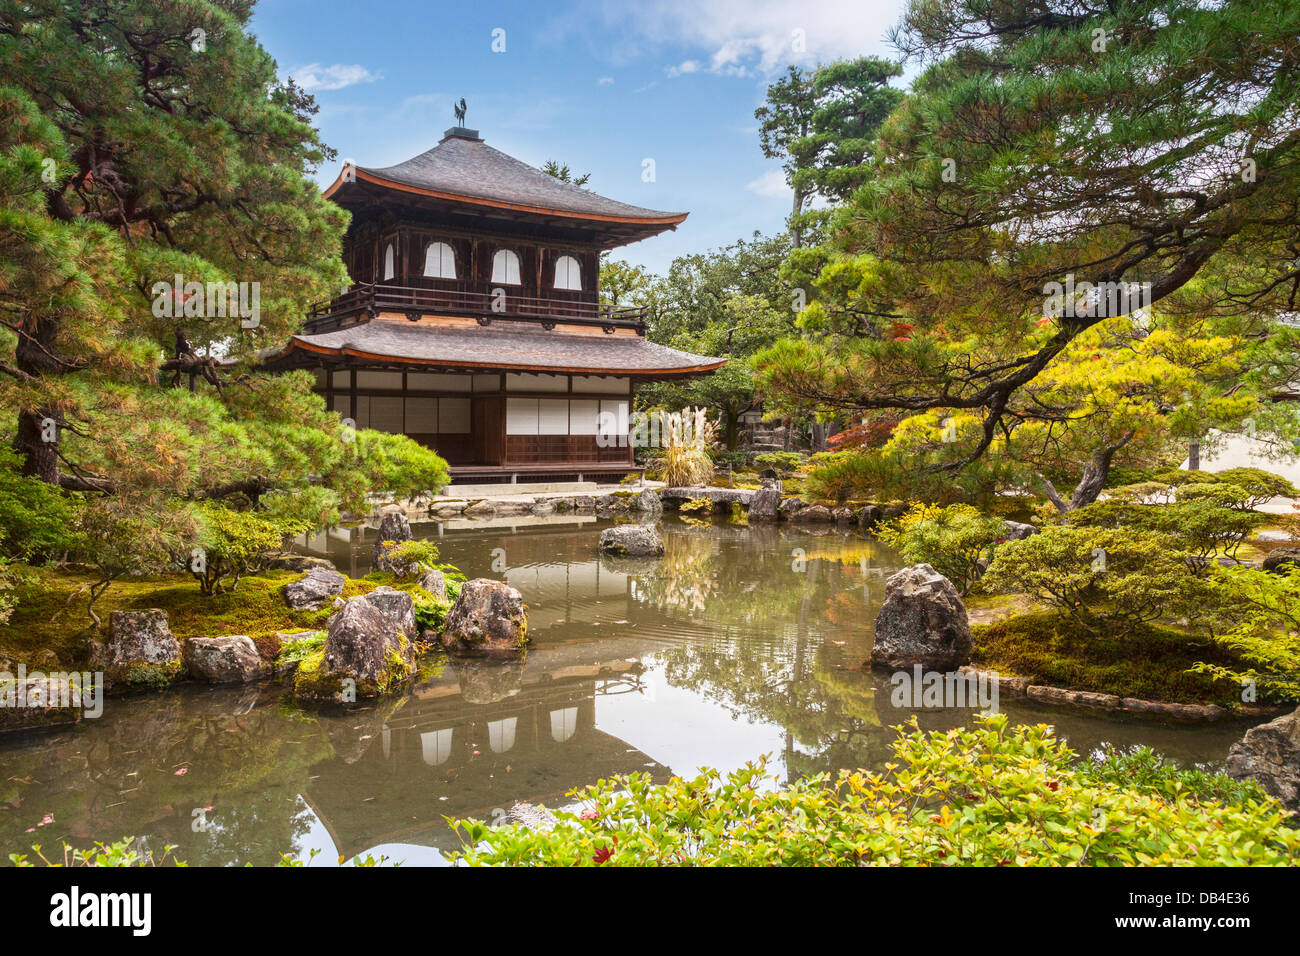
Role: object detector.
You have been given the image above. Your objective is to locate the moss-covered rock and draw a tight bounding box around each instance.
[293,597,415,703]
[105,610,183,690]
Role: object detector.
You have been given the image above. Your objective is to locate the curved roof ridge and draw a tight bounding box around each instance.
[348,134,685,223]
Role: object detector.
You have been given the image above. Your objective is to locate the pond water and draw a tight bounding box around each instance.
[0,514,1260,865]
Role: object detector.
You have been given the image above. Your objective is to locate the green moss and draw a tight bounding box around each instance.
[972,611,1246,706]
[2,567,363,669]
[291,647,343,700]
[117,659,183,689]
[274,630,326,668]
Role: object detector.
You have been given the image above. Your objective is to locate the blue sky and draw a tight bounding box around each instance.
[249,0,910,274]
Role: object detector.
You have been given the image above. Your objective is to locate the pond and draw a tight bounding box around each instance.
[0,514,1259,865]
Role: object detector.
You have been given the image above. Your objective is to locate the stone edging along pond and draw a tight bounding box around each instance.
[953,666,1291,723]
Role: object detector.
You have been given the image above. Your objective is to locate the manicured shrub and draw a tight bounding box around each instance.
[877,503,1005,595]
[753,451,803,475]
[450,715,1300,866]
[982,525,1201,633]
[190,503,310,595]
[1065,497,1263,564]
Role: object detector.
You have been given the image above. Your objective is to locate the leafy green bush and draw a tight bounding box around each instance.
[0,447,80,560]
[753,451,803,475]
[1197,467,1297,509]
[274,630,326,668]
[382,538,441,568]
[983,525,1201,633]
[1191,565,1300,702]
[414,594,452,634]
[191,503,310,595]
[877,503,1005,595]
[1064,498,1263,563]
[450,715,1300,866]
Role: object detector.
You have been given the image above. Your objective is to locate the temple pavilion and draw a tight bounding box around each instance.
[265,125,724,483]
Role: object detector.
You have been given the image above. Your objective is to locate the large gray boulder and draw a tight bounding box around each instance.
[363,586,417,639]
[106,610,183,687]
[1226,706,1300,812]
[871,564,973,671]
[295,596,415,701]
[778,498,805,520]
[1262,547,1300,574]
[372,512,415,574]
[284,566,345,611]
[182,636,270,684]
[599,524,665,557]
[441,579,529,655]
[636,489,663,515]
[749,487,781,523]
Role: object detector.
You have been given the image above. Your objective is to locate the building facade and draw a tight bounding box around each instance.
[266,126,724,482]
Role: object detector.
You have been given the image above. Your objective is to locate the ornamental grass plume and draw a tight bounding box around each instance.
[657,407,717,487]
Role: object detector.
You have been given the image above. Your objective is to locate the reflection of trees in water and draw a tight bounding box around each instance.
[630,527,893,630]
[652,587,894,785]
[0,688,333,865]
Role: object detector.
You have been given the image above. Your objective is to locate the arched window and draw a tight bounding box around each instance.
[491,248,521,285]
[553,255,582,291]
[423,241,456,279]
[382,242,395,281]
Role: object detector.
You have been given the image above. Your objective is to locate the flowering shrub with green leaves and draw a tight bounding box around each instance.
[450,715,1300,866]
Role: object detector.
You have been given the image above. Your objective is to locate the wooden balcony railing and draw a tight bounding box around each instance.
[305,279,648,334]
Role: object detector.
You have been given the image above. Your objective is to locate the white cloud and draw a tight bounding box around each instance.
[746,169,791,198]
[587,0,910,77]
[598,76,615,85]
[288,63,380,92]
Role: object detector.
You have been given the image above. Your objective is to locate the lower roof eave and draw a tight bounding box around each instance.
[262,340,726,381]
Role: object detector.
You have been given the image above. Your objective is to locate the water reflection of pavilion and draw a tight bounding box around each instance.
[302,655,669,859]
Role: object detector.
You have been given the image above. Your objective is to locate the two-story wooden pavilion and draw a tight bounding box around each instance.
[265,125,724,483]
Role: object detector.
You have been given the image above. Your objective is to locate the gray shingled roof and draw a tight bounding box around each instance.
[357,133,685,221]
[280,318,724,377]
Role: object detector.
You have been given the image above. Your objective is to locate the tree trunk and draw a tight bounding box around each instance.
[790,186,805,249]
[810,420,829,453]
[1188,439,1200,470]
[13,316,66,484]
[15,408,58,483]
[723,408,740,451]
[1040,431,1136,513]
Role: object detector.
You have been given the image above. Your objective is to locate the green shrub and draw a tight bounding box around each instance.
[983,525,1202,633]
[0,447,80,560]
[191,503,310,595]
[1199,467,1298,509]
[383,538,441,568]
[450,715,1300,866]
[1064,498,1263,563]
[1191,565,1300,702]
[274,629,326,668]
[753,451,803,475]
[413,594,452,634]
[877,503,1005,595]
